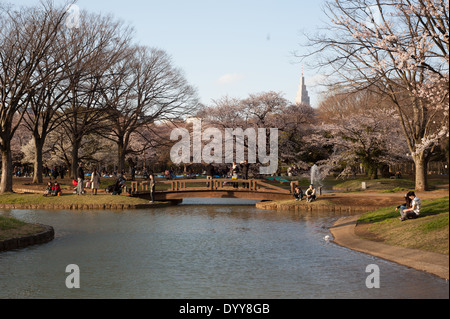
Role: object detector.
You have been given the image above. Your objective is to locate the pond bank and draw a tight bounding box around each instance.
[258,191,449,279]
[0,224,54,252]
[256,190,448,212]
[330,216,449,280]
[0,201,175,211]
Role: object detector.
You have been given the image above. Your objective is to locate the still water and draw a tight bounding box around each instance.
[0,199,448,299]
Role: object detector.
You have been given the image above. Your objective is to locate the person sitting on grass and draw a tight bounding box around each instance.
[51,181,62,196]
[43,182,52,196]
[395,193,412,215]
[398,191,421,221]
[292,185,303,201]
[305,184,316,203]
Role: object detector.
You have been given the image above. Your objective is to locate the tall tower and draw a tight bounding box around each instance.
[295,67,310,106]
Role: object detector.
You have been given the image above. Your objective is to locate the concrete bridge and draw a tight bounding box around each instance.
[130,178,296,202]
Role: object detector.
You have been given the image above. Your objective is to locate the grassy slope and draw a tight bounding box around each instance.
[358,196,449,255]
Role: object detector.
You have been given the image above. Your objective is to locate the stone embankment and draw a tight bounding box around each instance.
[0,202,175,211]
[256,200,368,214]
[255,191,447,213]
[0,224,55,252]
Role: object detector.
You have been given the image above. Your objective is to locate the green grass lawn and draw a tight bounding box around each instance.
[0,215,27,230]
[0,215,46,241]
[0,193,154,206]
[333,178,416,192]
[358,196,449,254]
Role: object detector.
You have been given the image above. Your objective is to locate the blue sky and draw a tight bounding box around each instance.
[12,0,329,107]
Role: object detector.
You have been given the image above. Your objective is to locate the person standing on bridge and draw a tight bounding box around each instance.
[206,163,214,187]
[231,162,239,189]
[240,160,250,189]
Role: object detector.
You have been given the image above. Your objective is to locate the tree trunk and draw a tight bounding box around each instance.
[413,153,429,191]
[71,139,80,179]
[117,139,125,174]
[0,147,13,193]
[32,137,44,184]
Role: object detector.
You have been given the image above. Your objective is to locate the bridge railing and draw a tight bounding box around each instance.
[130,178,295,194]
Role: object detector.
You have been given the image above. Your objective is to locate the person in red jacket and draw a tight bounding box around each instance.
[52,181,62,196]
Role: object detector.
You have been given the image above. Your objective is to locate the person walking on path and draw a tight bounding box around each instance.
[76,163,85,195]
[90,168,101,195]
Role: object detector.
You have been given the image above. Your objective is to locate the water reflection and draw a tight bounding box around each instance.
[0,201,448,299]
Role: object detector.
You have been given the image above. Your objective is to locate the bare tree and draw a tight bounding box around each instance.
[0,2,69,193]
[57,10,134,178]
[22,8,75,184]
[299,0,449,190]
[99,46,199,173]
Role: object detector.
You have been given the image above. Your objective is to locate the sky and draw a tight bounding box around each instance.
[11,0,329,107]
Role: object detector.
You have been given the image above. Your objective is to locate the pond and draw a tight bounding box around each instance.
[0,199,448,299]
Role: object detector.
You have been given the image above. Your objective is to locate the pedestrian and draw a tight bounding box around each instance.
[76,163,85,195]
[51,167,59,180]
[240,160,250,188]
[131,167,136,181]
[59,166,65,179]
[206,163,214,187]
[43,165,49,177]
[90,168,101,195]
[231,162,239,189]
[149,173,156,203]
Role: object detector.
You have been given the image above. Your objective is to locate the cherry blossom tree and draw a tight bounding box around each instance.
[315,89,409,179]
[196,92,319,174]
[300,0,449,190]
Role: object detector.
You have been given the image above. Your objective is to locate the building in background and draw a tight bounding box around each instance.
[295,68,310,106]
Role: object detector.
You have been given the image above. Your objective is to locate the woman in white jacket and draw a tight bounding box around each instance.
[90,168,101,195]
